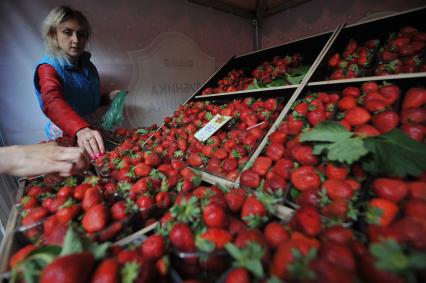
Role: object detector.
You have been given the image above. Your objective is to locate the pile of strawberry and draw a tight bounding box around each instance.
[375,26,426,75]
[250,53,306,87]
[328,38,380,80]
[201,53,308,96]
[201,69,252,96]
[17,157,203,245]
[240,90,368,223]
[142,98,283,181]
[240,91,339,193]
[9,227,171,283]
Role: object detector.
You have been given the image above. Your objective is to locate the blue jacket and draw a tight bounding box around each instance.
[33,52,101,138]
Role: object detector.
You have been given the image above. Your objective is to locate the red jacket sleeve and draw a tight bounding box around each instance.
[37,64,89,137]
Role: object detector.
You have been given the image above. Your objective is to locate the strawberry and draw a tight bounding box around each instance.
[342,86,361,97]
[200,228,232,249]
[240,169,261,189]
[111,200,130,220]
[40,252,95,283]
[142,234,166,260]
[169,223,196,252]
[225,188,247,213]
[241,196,267,227]
[372,178,408,203]
[355,124,381,136]
[82,203,109,233]
[319,241,356,272]
[9,244,37,268]
[337,96,357,111]
[291,165,321,191]
[82,187,103,211]
[379,84,400,106]
[203,203,227,228]
[292,205,322,237]
[20,195,39,210]
[402,87,426,109]
[404,199,426,220]
[344,106,371,126]
[407,181,426,201]
[328,53,340,67]
[322,199,350,220]
[400,107,426,124]
[144,152,161,167]
[325,163,348,180]
[272,158,294,179]
[56,203,81,223]
[134,162,152,177]
[322,179,353,200]
[265,142,285,161]
[264,222,289,249]
[91,258,120,283]
[401,124,425,141]
[367,198,399,226]
[307,109,326,126]
[225,267,251,283]
[269,131,287,145]
[251,156,272,176]
[188,152,204,167]
[322,226,353,244]
[73,183,92,201]
[372,111,399,134]
[97,221,123,242]
[292,145,319,166]
[222,157,238,173]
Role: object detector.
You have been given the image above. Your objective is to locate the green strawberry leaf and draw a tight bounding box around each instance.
[362,129,426,178]
[121,262,140,283]
[370,240,409,275]
[60,227,84,256]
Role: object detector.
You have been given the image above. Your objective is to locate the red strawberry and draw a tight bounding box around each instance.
[325,163,348,180]
[372,178,408,203]
[337,96,357,111]
[402,87,426,109]
[307,109,326,126]
[265,143,285,161]
[252,156,272,176]
[362,81,379,93]
[344,107,371,126]
[323,179,353,200]
[203,203,227,228]
[91,258,120,283]
[404,199,426,220]
[225,188,247,213]
[225,267,251,283]
[82,187,103,211]
[9,244,37,268]
[379,85,400,106]
[269,131,287,144]
[134,162,152,177]
[401,123,426,142]
[56,204,81,223]
[142,234,166,260]
[407,181,426,200]
[241,196,267,227]
[372,111,399,134]
[144,152,161,167]
[272,158,294,179]
[291,165,321,191]
[264,222,289,249]
[342,86,361,97]
[82,203,109,233]
[354,124,381,136]
[240,169,261,189]
[319,241,356,272]
[40,252,95,283]
[322,226,353,244]
[201,228,232,249]
[367,198,399,226]
[328,53,340,67]
[322,199,350,220]
[169,223,196,252]
[292,145,319,166]
[292,206,322,237]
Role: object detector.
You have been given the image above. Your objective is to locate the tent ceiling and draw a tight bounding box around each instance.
[188,0,312,20]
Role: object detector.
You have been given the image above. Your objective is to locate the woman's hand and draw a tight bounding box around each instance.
[76,127,105,159]
[0,143,89,177]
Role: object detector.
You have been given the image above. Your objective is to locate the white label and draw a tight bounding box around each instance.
[194,114,232,142]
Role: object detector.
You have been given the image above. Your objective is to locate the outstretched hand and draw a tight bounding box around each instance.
[0,142,89,177]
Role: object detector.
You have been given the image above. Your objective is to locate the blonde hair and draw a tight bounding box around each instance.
[42,6,91,65]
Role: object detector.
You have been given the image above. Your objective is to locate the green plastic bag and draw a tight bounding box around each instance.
[101,90,127,131]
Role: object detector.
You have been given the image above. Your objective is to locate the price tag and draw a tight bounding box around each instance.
[194,114,232,142]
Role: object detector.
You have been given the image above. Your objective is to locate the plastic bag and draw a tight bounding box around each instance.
[101,90,127,131]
